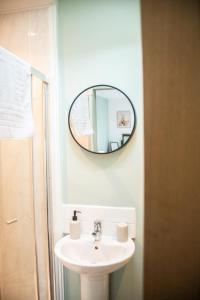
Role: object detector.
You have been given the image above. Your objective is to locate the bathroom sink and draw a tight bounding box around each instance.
[54,234,135,275]
[55,234,135,299]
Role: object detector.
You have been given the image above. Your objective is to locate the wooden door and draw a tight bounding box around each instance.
[142,1,200,300]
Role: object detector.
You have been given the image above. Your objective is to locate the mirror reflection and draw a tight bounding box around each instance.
[68,85,136,154]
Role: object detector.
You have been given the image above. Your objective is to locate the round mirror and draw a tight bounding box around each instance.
[68,85,136,154]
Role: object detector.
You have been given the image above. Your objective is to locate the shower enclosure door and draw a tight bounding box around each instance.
[0,76,51,300]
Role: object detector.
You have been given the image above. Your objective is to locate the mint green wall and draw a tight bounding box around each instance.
[57,0,144,299]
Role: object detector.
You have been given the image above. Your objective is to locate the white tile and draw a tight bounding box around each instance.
[63,204,136,238]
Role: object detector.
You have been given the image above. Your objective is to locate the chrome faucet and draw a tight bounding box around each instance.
[92,220,102,241]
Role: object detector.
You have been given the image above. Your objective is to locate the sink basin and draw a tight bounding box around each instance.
[55,234,135,275]
[55,234,135,300]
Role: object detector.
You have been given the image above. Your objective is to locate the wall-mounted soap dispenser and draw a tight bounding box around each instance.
[69,210,81,239]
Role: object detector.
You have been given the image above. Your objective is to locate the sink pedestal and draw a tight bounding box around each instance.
[80,274,109,300]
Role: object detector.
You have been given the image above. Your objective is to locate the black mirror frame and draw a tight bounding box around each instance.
[68,84,137,154]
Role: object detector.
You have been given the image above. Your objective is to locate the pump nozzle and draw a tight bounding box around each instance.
[72,210,81,221]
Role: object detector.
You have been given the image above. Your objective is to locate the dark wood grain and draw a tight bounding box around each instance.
[142,1,200,299]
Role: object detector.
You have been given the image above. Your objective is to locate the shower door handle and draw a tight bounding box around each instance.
[6,218,18,224]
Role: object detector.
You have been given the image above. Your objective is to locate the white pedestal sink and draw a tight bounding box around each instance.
[54,235,135,300]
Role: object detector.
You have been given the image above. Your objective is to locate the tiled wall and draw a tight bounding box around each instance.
[63,204,136,238]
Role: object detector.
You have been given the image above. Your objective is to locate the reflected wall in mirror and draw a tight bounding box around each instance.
[68,85,136,154]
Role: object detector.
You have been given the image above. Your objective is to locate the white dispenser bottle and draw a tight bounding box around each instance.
[117,223,128,242]
[70,210,81,239]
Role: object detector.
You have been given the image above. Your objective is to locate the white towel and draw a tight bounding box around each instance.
[71,94,94,136]
[0,47,34,139]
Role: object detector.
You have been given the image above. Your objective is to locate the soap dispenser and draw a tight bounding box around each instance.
[70,210,81,239]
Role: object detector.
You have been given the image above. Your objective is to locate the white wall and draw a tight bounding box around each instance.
[57,0,144,299]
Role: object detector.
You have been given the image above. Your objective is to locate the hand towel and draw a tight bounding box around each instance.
[0,46,34,139]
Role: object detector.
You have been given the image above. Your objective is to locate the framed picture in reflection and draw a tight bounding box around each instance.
[117,111,131,128]
[109,142,119,152]
[121,134,131,145]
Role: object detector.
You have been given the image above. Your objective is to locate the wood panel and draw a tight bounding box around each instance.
[0,78,51,300]
[0,7,52,300]
[0,140,38,300]
[142,1,200,300]
[0,0,54,14]
[0,6,52,300]
[0,8,52,75]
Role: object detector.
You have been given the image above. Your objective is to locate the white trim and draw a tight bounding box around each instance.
[47,5,64,300]
[32,80,51,300]
[31,67,48,83]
